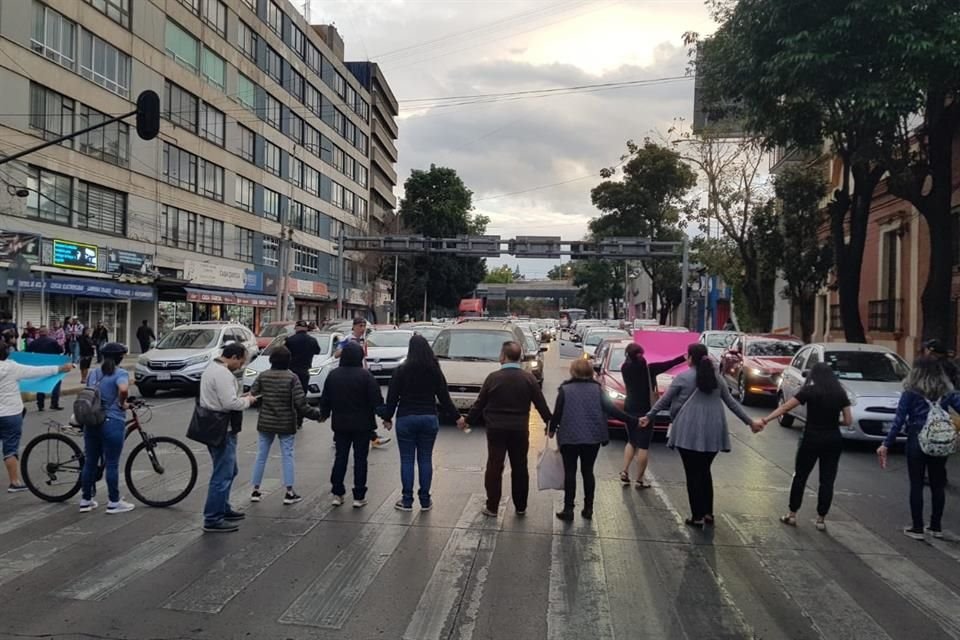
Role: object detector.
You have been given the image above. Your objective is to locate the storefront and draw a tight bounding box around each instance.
[343,287,371,320]
[287,277,334,324]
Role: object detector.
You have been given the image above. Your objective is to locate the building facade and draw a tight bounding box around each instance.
[0,0,391,351]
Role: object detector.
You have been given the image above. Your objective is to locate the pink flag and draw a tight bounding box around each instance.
[633,330,701,365]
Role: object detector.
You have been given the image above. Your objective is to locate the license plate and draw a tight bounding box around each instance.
[368,363,382,372]
[156,372,171,381]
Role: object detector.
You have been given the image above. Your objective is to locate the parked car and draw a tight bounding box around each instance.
[242,331,343,404]
[399,323,444,345]
[135,322,258,397]
[365,330,415,382]
[256,321,296,350]
[721,334,803,404]
[699,330,738,360]
[777,342,911,441]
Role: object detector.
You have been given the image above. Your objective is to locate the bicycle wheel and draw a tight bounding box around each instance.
[21,433,84,502]
[124,436,198,507]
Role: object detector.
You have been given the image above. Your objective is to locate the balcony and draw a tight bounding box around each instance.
[371,120,398,161]
[372,172,396,206]
[868,299,902,333]
[372,146,398,184]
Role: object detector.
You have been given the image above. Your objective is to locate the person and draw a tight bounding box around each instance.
[550,358,637,521]
[920,339,960,389]
[641,343,764,527]
[249,346,320,505]
[286,320,320,394]
[320,342,383,508]
[378,335,464,511]
[77,326,96,385]
[199,343,255,533]
[466,341,552,517]
[27,327,64,411]
[0,342,72,492]
[761,363,853,531]
[722,318,736,331]
[0,312,15,335]
[136,320,155,355]
[20,322,37,349]
[307,321,318,331]
[78,343,135,514]
[65,317,84,364]
[620,343,685,488]
[336,317,391,448]
[877,357,960,540]
[92,321,109,363]
[51,320,66,354]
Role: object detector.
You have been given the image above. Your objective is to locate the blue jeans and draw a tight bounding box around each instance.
[0,413,23,460]
[70,339,80,364]
[396,415,439,507]
[204,433,238,527]
[251,432,296,488]
[80,416,126,503]
[331,431,369,500]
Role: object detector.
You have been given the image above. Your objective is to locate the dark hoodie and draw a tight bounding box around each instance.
[319,342,383,433]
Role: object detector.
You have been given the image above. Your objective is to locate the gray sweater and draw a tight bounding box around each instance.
[199,359,251,413]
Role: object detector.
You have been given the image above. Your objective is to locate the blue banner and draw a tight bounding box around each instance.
[8,352,69,394]
[6,277,155,301]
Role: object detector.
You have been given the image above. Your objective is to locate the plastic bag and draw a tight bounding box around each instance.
[537,439,565,491]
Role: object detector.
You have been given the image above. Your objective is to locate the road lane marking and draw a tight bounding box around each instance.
[0,502,64,536]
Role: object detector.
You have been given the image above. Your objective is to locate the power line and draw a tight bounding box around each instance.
[399,76,690,104]
[474,157,630,202]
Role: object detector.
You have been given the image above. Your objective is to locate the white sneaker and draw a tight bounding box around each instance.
[79,499,99,513]
[353,498,368,508]
[106,499,135,514]
[331,495,344,507]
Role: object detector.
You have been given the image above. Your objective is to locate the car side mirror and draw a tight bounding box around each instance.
[223,340,235,347]
[539,345,547,353]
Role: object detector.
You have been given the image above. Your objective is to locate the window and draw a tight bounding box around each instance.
[165,20,198,73]
[306,43,322,76]
[332,146,345,173]
[201,0,226,37]
[237,74,256,112]
[26,166,72,225]
[305,83,321,117]
[262,236,279,267]
[77,30,131,98]
[287,113,304,144]
[77,105,129,166]
[32,3,76,69]
[240,0,255,10]
[357,165,368,188]
[343,155,356,181]
[320,135,334,165]
[85,0,131,29]
[303,164,319,196]
[164,81,198,132]
[198,159,223,201]
[289,157,303,188]
[356,197,367,221]
[265,46,282,84]
[164,143,197,191]
[160,205,223,256]
[200,102,225,146]
[881,230,899,302]
[266,1,282,35]
[236,176,254,211]
[295,204,319,235]
[78,181,126,235]
[264,188,280,221]
[287,70,305,102]
[829,304,843,331]
[263,92,281,129]
[331,181,344,208]
[290,26,305,59]
[355,131,368,156]
[178,0,200,13]
[264,140,281,176]
[238,126,255,162]
[29,84,74,143]
[237,20,257,61]
[294,245,319,274]
[343,189,355,214]
[201,48,225,90]
[303,125,320,155]
[236,228,255,261]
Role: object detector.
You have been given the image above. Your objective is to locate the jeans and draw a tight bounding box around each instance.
[789,431,843,516]
[907,436,948,530]
[251,432,296,488]
[396,415,439,507]
[36,382,61,410]
[96,340,107,363]
[560,443,601,510]
[0,413,24,460]
[331,431,369,500]
[80,416,126,503]
[678,448,718,520]
[70,339,80,364]
[485,429,530,512]
[204,433,239,527]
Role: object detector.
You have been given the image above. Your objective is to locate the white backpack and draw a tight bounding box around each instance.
[918,400,958,457]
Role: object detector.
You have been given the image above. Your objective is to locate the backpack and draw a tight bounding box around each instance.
[918,399,958,457]
[73,371,106,428]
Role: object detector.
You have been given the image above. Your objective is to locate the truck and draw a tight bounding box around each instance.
[458,298,485,318]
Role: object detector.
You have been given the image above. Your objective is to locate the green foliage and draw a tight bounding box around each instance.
[572,260,623,316]
[546,264,574,281]
[483,265,515,284]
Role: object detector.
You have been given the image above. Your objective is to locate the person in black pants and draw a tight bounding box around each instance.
[285,320,320,395]
[763,363,853,531]
[27,327,64,411]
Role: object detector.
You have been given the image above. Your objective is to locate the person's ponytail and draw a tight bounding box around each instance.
[689,343,718,393]
[101,357,117,376]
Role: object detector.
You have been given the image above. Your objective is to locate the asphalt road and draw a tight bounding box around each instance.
[2,346,960,640]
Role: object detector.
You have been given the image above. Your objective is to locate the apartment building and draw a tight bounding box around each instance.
[0,0,392,350]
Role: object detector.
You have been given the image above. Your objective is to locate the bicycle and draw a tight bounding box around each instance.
[20,397,198,507]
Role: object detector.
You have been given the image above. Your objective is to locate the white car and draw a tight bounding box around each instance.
[581,329,632,358]
[700,330,738,360]
[242,331,342,404]
[365,330,415,382]
[135,323,258,397]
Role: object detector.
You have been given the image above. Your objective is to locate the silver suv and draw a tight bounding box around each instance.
[135,322,258,397]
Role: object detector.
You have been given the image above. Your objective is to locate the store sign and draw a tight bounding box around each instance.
[0,232,40,261]
[346,288,367,306]
[185,288,274,307]
[52,239,98,271]
[244,270,263,292]
[234,293,274,308]
[287,277,330,299]
[183,260,246,289]
[106,249,152,274]
[7,277,154,300]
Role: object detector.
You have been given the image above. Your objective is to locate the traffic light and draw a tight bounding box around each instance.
[135,90,160,141]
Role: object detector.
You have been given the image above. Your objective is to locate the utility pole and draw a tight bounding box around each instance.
[276,227,292,321]
[336,225,345,319]
[680,236,690,328]
[390,212,400,324]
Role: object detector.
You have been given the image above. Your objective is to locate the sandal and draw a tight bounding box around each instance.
[685,518,705,529]
[635,479,652,489]
[780,514,797,527]
[619,471,630,486]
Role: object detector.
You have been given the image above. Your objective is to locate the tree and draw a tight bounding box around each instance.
[547,264,574,280]
[775,164,832,343]
[572,260,622,317]
[484,265,515,284]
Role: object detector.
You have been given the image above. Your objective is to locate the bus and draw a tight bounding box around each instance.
[559,308,587,328]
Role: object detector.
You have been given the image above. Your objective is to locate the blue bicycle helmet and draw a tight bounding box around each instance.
[99,342,128,358]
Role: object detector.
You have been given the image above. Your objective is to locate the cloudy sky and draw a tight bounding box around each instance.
[309,0,717,278]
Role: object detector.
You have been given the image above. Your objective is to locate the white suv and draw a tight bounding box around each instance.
[135,322,258,397]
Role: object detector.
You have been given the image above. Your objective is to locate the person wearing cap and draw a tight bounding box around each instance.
[286,320,320,395]
[921,339,960,388]
[335,317,391,448]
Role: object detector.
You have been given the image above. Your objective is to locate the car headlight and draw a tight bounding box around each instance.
[185,353,211,366]
[748,367,770,377]
[308,367,323,376]
[529,360,539,368]
[606,388,626,401]
[244,368,258,377]
[138,355,149,366]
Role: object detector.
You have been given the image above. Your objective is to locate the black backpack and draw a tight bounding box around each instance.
[73,373,106,427]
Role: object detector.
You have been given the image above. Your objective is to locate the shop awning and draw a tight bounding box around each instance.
[7,276,154,301]
[185,288,275,307]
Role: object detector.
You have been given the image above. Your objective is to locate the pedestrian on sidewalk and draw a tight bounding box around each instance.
[620,343,685,489]
[761,363,853,531]
[378,334,464,512]
[78,327,95,385]
[51,320,66,354]
[877,357,960,540]
[335,317,391,448]
[199,343,254,533]
[0,342,72,493]
[249,346,320,506]
[286,320,320,395]
[136,320,155,355]
[79,343,136,515]
[320,342,383,508]
[20,322,37,350]
[92,321,109,363]
[466,341,552,517]
[550,358,637,521]
[641,343,764,528]
[27,327,64,412]
[65,317,84,365]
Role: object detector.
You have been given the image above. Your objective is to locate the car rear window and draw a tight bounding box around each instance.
[825,351,909,382]
[434,330,513,361]
[746,340,801,357]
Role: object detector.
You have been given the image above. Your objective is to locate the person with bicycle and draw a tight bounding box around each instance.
[79,342,135,514]
[0,342,72,493]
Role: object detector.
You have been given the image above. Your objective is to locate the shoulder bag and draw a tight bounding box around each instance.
[186,397,231,448]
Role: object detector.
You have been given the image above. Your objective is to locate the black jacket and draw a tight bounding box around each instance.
[78,335,95,358]
[92,326,109,342]
[379,361,459,422]
[621,355,685,415]
[466,366,551,431]
[27,336,62,355]
[319,343,382,433]
[286,331,321,372]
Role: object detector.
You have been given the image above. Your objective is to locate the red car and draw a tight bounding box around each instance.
[595,338,682,435]
[720,334,803,404]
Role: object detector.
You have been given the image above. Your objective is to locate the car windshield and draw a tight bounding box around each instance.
[413,327,441,343]
[706,333,735,348]
[367,332,413,348]
[610,348,627,372]
[433,330,513,361]
[524,334,538,353]
[746,340,801,357]
[825,351,910,382]
[587,331,628,346]
[260,324,290,338]
[156,329,218,349]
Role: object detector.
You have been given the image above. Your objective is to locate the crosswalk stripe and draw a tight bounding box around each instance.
[402,494,503,640]
[55,479,280,602]
[828,520,960,638]
[279,490,410,629]
[0,501,64,536]
[724,513,891,640]
[927,530,960,564]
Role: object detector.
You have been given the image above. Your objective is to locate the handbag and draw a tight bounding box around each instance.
[536,438,565,491]
[186,400,231,448]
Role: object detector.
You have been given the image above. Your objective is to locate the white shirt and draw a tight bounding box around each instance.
[199,359,251,412]
[0,360,60,417]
